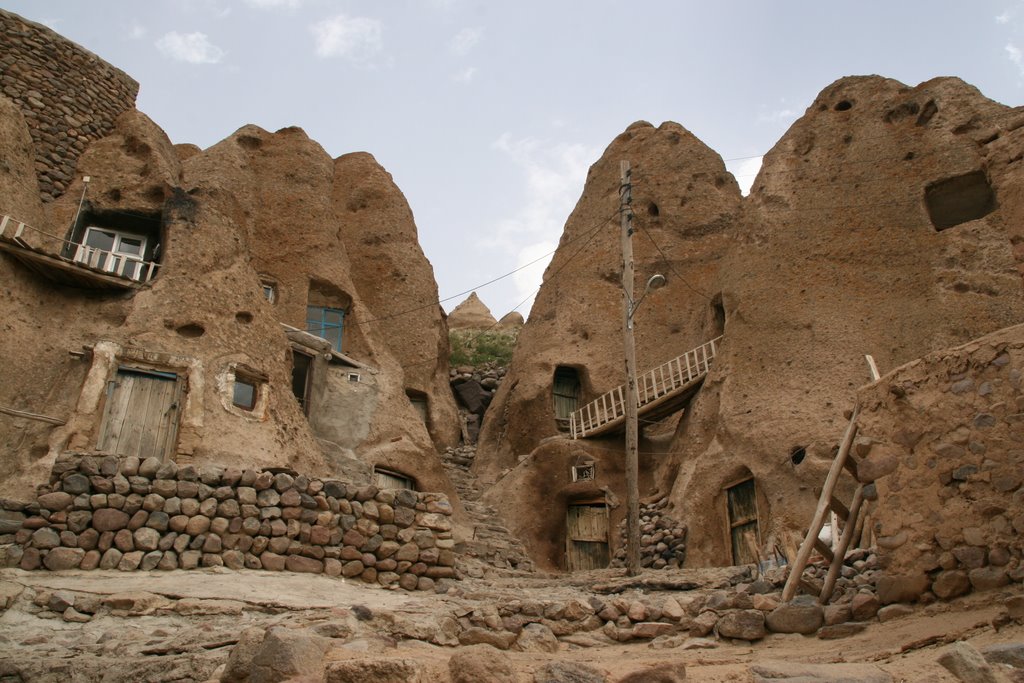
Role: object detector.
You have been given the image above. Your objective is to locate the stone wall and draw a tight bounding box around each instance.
[1,453,457,591]
[855,323,1024,603]
[0,9,139,201]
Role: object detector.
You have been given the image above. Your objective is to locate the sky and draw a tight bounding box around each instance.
[5,1,1024,319]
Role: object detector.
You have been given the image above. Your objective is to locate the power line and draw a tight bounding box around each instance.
[356,209,619,328]
[400,209,612,369]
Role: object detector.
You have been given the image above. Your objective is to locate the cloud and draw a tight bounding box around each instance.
[243,0,301,7]
[757,108,798,124]
[452,66,478,83]
[155,31,225,64]
[997,11,1011,24]
[311,14,383,62]
[488,133,599,315]
[725,156,763,196]
[128,22,147,40]
[450,27,483,56]
[1007,43,1024,76]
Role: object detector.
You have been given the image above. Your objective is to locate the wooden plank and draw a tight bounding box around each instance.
[566,504,610,571]
[0,405,65,425]
[98,375,132,452]
[814,538,834,564]
[781,406,860,602]
[830,495,850,522]
[843,455,860,480]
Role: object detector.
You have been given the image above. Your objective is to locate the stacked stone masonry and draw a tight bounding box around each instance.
[611,498,687,570]
[855,323,1024,604]
[0,453,457,591]
[0,9,139,201]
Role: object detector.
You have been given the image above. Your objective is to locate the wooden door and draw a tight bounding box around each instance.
[97,367,181,461]
[553,367,581,421]
[566,503,610,571]
[727,478,760,565]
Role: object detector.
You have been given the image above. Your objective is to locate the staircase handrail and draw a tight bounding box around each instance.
[569,335,722,439]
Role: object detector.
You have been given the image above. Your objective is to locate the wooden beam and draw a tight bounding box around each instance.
[781,406,860,602]
[0,405,66,426]
[829,495,850,522]
[814,538,834,564]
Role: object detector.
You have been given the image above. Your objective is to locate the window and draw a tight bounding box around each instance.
[74,226,150,281]
[232,378,257,411]
[306,306,345,352]
[572,463,596,482]
[260,280,277,304]
[373,467,415,491]
[406,390,428,425]
[348,373,361,383]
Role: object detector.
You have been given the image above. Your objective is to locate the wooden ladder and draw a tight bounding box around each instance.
[782,357,880,604]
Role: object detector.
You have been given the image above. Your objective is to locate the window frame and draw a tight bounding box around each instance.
[232,376,258,411]
[306,305,345,352]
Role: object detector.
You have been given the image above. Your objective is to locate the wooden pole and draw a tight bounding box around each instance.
[819,484,865,602]
[620,160,641,577]
[781,406,860,601]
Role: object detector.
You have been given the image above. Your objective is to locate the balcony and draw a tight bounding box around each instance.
[0,213,159,291]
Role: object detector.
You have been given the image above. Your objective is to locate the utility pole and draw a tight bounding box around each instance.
[619,160,641,577]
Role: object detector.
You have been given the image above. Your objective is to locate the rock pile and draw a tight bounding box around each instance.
[0,9,139,200]
[610,499,687,570]
[450,362,508,441]
[1,452,458,591]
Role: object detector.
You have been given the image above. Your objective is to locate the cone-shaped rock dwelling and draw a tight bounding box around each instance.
[474,76,1024,571]
[0,10,461,517]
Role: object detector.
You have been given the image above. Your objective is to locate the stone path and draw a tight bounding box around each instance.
[440,446,536,575]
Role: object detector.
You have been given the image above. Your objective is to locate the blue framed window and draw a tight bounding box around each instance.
[306,306,345,352]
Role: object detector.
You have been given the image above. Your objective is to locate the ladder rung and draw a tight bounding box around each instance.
[843,455,859,479]
[829,495,850,522]
[814,538,834,564]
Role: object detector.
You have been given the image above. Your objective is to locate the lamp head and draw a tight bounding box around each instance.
[645,274,667,291]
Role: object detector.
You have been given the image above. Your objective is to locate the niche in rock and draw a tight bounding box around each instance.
[925,170,995,231]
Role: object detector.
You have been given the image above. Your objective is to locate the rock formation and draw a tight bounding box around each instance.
[447,292,498,330]
[497,311,525,329]
[475,77,1024,572]
[475,120,740,569]
[0,10,461,522]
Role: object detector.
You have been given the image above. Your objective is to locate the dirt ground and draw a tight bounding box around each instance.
[0,566,1020,682]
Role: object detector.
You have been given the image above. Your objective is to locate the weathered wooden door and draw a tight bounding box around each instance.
[566,503,610,571]
[553,367,580,420]
[97,367,181,461]
[727,478,760,565]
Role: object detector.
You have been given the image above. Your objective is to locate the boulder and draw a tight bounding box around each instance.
[514,623,559,653]
[248,627,330,683]
[937,641,1000,683]
[533,661,607,683]
[448,644,516,683]
[716,609,766,641]
[766,597,824,635]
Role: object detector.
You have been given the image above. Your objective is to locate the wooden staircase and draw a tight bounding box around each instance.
[569,336,721,439]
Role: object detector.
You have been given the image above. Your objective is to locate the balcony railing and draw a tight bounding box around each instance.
[0,213,158,287]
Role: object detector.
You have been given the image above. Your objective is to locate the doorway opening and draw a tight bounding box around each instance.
[553,366,581,429]
[566,501,610,571]
[725,477,761,566]
[97,366,181,461]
